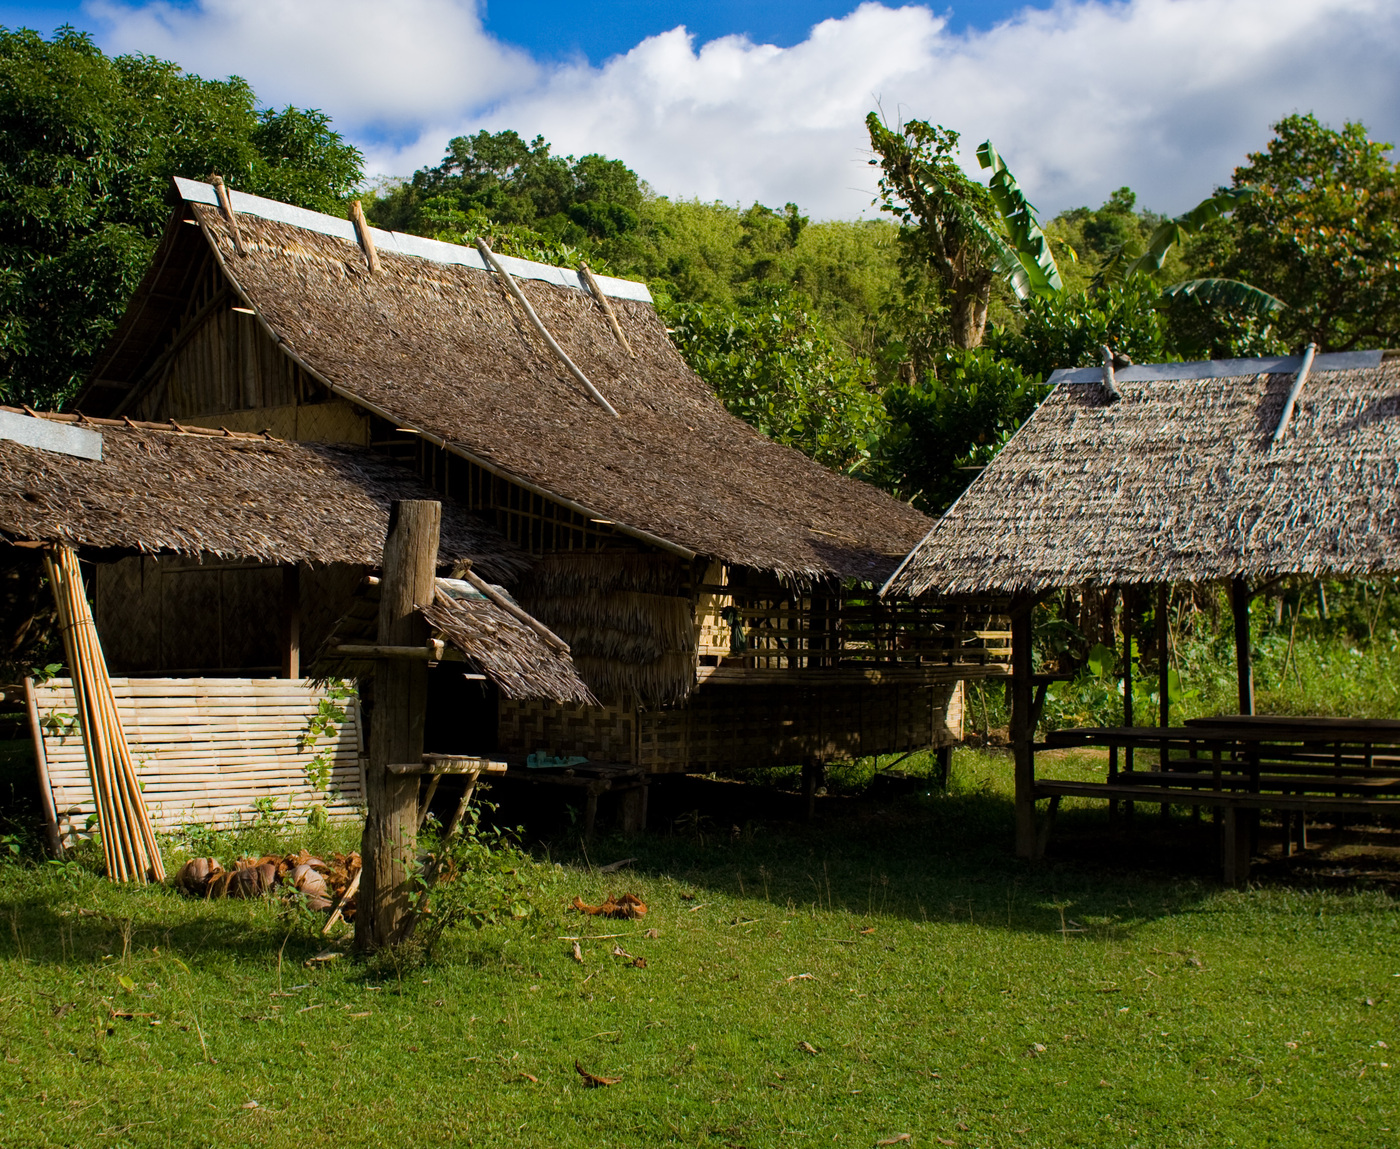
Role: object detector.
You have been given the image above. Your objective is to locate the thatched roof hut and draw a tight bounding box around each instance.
[80,179,931,583]
[67,181,995,781]
[0,408,589,702]
[883,352,1398,599]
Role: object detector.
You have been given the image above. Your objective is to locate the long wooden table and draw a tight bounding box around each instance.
[1034,715,1400,883]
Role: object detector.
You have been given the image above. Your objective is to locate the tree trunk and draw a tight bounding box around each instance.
[356,500,441,953]
[949,275,993,349]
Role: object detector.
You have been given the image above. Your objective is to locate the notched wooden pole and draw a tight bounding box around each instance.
[356,499,441,953]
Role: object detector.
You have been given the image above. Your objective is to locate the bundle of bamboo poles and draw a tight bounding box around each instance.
[44,546,165,884]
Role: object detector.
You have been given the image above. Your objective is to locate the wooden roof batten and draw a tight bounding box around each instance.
[76,178,933,584]
[883,349,1399,600]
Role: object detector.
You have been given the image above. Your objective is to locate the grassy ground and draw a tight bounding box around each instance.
[1,748,1398,1148]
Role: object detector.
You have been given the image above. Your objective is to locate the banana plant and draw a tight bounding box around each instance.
[977,142,1286,317]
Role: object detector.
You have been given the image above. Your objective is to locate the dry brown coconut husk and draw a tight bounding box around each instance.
[572,893,647,919]
[174,857,223,897]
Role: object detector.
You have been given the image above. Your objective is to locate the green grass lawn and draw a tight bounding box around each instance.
[1,748,1398,1148]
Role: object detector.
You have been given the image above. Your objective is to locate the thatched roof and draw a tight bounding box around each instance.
[884,353,1400,598]
[0,408,526,580]
[80,181,931,582]
[310,578,595,705]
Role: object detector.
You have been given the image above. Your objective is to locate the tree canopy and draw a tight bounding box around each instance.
[0,27,362,408]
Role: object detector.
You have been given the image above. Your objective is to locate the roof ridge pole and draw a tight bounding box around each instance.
[474,238,621,418]
[209,175,246,257]
[578,262,634,356]
[349,200,381,274]
[1098,345,1122,404]
[1270,342,1317,447]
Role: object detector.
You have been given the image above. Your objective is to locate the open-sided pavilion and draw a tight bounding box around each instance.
[883,348,1400,881]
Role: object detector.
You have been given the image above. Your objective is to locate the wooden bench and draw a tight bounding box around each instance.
[498,762,649,839]
[1034,716,1400,883]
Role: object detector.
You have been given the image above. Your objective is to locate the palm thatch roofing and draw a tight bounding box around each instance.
[0,407,526,581]
[80,180,931,582]
[883,353,1400,598]
[312,580,595,705]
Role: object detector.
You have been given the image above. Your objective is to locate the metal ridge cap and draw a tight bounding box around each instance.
[1046,350,1384,386]
[171,177,653,303]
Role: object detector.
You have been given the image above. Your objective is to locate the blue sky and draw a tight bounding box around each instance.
[4,1,1052,59]
[3,1,1398,219]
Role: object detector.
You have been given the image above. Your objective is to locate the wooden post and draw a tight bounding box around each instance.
[1011,600,1036,859]
[356,500,440,953]
[1231,577,1254,715]
[1122,586,1135,728]
[1157,584,1170,815]
[280,565,301,680]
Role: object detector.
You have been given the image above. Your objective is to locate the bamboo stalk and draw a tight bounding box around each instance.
[45,547,164,883]
[578,263,633,355]
[475,238,620,418]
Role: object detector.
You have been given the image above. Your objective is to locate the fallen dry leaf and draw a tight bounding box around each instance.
[304,950,341,967]
[797,1041,819,1055]
[598,857,636,873]
[575,1060,621,1087]
[876,1136,911,1146]
[519,1072,538,1083]
[644,928,660,939]
[571,941,584,963]
[936,1138,955,1147]
[786,973,815,982]
[630,957,647,969]
[858,926,877,935]
[956,1122,970,1132]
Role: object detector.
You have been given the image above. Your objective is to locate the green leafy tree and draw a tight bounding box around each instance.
[878,349,1046,513]
[369,130,644,249]
[0,27,362,408]
[662,285,887,472]
[1194,113,1400,351]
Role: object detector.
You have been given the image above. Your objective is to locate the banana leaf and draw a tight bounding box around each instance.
[977,140,1062,299]
[1159,277,1287,316]
[1122,187,1256,278]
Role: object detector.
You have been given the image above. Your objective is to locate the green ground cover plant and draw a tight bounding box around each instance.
[1,749,1396,1148]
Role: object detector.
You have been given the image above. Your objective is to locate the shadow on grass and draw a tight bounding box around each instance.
[5,752,1397,969]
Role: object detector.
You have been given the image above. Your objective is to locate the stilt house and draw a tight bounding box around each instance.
[76,179,1013,774]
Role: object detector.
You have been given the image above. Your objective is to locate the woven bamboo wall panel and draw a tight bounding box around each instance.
[31,677,365,841]
[181,400,371,445]
[637,680,963,773]
[498,698,637,764]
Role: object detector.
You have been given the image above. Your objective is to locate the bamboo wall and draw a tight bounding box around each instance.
[31,677,365,839]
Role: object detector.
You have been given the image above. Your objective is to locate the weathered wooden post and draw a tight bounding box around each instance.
[1231,577,1254,715]
[356,500,440,952]
[1011,598,1036,859]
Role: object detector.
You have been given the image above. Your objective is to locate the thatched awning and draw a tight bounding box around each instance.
[310,578,594,704]
[884,355,1400,598]
[0,408,526,580]
[79,181,932,583]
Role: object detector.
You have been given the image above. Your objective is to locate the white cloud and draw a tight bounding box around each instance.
[85,0,1400,218]
[85,0,537,137]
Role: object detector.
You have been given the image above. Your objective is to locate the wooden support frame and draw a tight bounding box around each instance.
[280,565,301,679]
